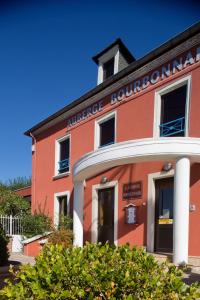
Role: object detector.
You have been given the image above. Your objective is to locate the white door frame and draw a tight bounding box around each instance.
[147,170,174,253]
[92,181,118,245]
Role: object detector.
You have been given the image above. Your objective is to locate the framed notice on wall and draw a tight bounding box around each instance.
[123,181,142,200]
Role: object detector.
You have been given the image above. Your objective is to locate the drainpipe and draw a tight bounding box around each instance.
[30,132,36,213]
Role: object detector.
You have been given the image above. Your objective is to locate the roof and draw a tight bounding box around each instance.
[92,38,135,64]
[25,21,200,137]
[15,186,31,197]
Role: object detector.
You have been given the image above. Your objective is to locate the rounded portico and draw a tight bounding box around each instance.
[73,137,200,265]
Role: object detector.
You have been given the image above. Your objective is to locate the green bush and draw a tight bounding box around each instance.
[0,226,9,266]
[1,243,200,299]
[22,212,52,238]
[58,215,73,230]
[0,185,30,216]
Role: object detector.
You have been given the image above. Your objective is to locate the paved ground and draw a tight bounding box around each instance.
[0,253,35,289]
[183,266,200,285]
[9,252,35,266]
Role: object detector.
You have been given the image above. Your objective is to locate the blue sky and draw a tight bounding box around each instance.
[0,0,199,182]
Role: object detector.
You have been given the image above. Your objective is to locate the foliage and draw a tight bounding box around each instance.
[48,228,73,248]
[22,212,52,238]
[1,243,200,299]
[0,226,9,266]
[58,214,73,230]
[0,186,30,216]
[0,176,31,191]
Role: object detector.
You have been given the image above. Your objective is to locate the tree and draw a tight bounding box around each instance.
[0,176,31,191]
[0,185,30,216]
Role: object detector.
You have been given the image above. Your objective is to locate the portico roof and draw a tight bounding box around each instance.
[73,138,200,181]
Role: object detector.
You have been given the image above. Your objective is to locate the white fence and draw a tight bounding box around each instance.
[0,215,23,236]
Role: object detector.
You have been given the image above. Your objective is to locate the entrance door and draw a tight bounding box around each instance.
[155,177,174,253]
[98,187,114,244]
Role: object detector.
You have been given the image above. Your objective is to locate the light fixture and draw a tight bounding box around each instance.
[100,176,108,184]
[162,162,172,172]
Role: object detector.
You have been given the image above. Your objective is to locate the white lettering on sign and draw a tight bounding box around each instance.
[67,100,103,127]
[110,46,200,105]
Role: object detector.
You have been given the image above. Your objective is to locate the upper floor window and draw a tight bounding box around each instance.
[103,58,114,81]
[154,76,191,138]
[95,111,116,149]
[55,135,70,176]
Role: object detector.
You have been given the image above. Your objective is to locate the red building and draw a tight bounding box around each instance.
[15,186,31,205]
[25,22,200,264]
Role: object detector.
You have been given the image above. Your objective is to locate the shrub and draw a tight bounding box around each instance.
[58,215,73,230]
[0,186,30,216]
[22,212,52,238]
[0,226,9,266]
[0,243,200,299]
[48,228,73,248]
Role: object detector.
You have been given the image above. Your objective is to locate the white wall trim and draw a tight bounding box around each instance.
[94,110,116,150]
[54,190,70,227]
[54,134,71,176]
[147,170,174,253]
[91,181,118,245]
[114,49,119,75]
[153,75,191,139]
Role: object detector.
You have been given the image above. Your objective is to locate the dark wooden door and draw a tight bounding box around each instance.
[155,178,174,253]
[98,187,114,244]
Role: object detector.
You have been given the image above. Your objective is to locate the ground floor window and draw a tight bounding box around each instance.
[54,191,70,227]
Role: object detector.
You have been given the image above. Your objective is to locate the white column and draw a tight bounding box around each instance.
[73,181,84,247]
[173,157,190,265]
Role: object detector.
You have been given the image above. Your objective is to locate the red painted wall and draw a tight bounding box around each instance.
[31,44,200,256]
[23,237,45,257]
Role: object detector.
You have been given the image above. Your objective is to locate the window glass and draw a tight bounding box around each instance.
[60,139,69,161]
[103,58,114,80]
[58,138,70,174]
[160,85,187,137]
[99,117,115,147]
[58,195,68,216]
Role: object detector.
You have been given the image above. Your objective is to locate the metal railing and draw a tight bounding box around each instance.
[99,141,115,148]
[0,215,23,236]
[159,117,185,137]
[58,158,69,173]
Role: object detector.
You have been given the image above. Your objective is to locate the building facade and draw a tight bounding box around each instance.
[25,22,200,265]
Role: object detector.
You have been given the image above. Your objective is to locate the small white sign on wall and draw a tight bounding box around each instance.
[125,204,137,224]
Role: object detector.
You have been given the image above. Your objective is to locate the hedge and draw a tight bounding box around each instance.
[0,243,199,299]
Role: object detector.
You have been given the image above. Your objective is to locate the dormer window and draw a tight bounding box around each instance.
[92,38,135,85]
[103,58,114,80]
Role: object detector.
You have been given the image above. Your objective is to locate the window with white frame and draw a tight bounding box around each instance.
[95,111,116,149]
[54,191,70,227]
[55,135,70,175]
[154,76,191,138]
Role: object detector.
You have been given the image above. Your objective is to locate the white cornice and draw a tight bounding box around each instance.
[73,137,200,181]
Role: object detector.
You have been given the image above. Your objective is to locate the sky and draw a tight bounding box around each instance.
[0,0,199,182]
